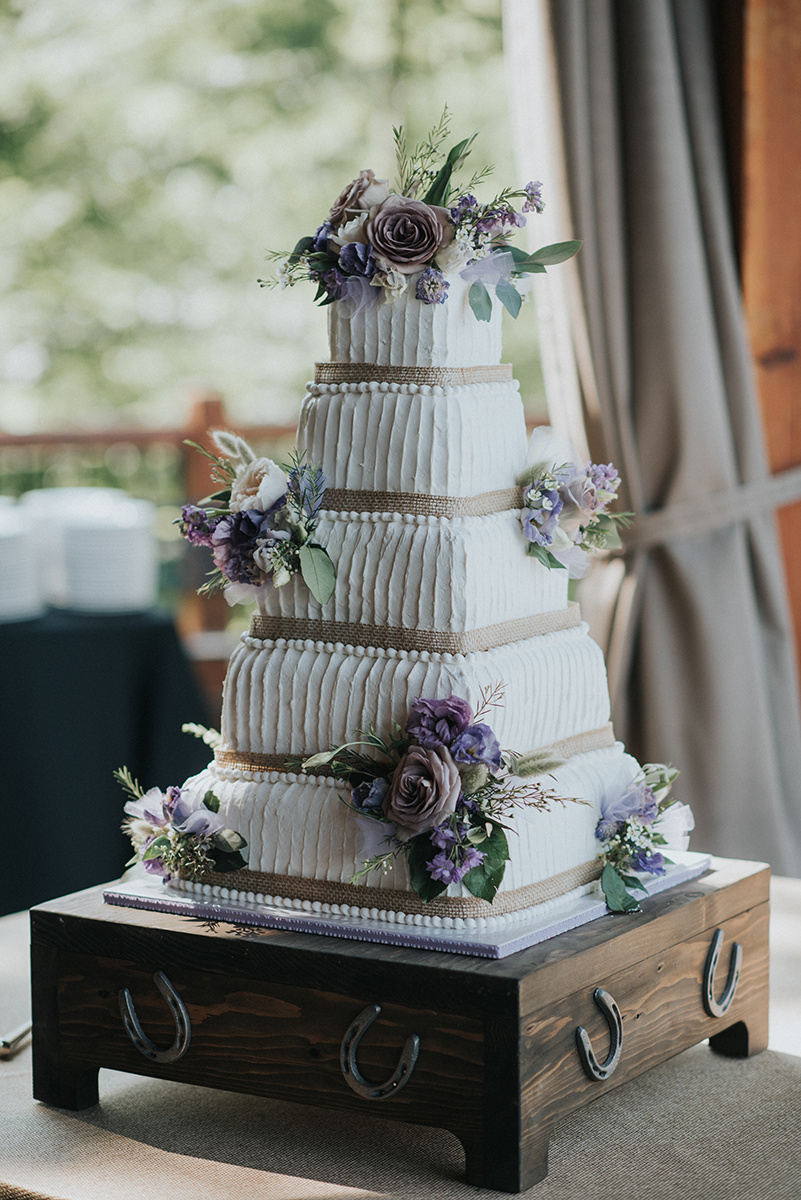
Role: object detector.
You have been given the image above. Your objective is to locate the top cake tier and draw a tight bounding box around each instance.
[327,276,503,368]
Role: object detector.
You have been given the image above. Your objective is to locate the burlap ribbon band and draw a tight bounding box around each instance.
[213,721,617,776]
[202,856,603,919]
[315,362,513,386]
[322,485,528,518]
[247,601,581,655]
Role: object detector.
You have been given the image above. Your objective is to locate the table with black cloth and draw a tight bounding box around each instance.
[0,608,212,916]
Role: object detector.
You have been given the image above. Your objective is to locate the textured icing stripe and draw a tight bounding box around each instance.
[322,485,527,518]
[315,362,514,386]
[200,857,603,918]
[213,721,615,776]
[248,602,581,654]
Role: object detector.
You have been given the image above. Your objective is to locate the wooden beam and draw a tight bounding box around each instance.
[741,0,801,678]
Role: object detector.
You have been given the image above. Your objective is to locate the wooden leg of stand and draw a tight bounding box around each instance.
[31,940,100,1110]
[461,1121,552,1193]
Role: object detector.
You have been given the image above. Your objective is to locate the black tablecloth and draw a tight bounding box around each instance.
[0,608,212,915]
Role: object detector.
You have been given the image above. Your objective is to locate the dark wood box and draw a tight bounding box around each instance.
[30,857,769,1192]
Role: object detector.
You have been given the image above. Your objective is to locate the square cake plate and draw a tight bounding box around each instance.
[103,850,711,958]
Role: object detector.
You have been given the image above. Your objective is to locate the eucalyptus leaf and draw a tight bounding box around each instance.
[526,543,566,570]
[462,824,509,904]
[468,281,493,322]
[142,836,170,862]
[601,863,641,913]
[527,240,582,266]
[213,827,247,853]
[496,280,522,319]
[408,834,449,903]
[299,544,336,604]
[203,791,220,813]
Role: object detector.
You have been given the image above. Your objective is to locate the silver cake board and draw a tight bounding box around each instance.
[103,850,711,959]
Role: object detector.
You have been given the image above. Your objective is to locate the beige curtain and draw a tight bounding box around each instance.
[504,0,801,874]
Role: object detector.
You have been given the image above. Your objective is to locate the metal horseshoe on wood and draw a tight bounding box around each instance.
[118,970,191,1063]
[703,928,742,1018]
[340,1003,420,1100]
[575,988,623,1082]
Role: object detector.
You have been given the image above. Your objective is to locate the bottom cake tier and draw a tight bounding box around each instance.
[172,743,641,929]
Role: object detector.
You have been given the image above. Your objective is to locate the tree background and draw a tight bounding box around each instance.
[0,0,545,450]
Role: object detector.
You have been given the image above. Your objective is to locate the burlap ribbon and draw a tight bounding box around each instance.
[322,485,528,518]
[247,601,581,655]
[213,721,616,776]
[314,362,513,386]
[201,856,603,919]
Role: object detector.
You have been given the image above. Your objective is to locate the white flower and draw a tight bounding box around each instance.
[229,457,288,514]
[327,212,369,249]
[370,257,408,299]
[654,801,695,851]
[272,563,292,587]
[435,235,474,274]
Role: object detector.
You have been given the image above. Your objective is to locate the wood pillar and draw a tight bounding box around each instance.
[741,0,801,679]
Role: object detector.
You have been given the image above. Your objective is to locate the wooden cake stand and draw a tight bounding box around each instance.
[30,857,769,1193]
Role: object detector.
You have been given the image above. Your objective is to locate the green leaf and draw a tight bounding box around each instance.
[210,848,247,874]
[468,281,493,322]
[496,280,522,319]
[422,132,477,206]
[462,824,510,904]
[203,791,220,813]
[618,872,648,893]
[212,827,247,854]
[142,836,170,862]
[601,863,641,913]
[288,235,315,264]
[527,240,582,266]
[408,834,449,903]
[299,544,336,604]
[526,543,566,570]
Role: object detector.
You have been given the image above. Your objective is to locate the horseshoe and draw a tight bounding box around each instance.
[575,988,623,1082]
[703,928,743,1018]
[118,971,192,1063]
[339,1003,420,1100]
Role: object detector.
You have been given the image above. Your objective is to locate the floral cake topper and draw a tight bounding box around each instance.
[299,685,575,905]
[179,431,336,607]
[518,426,631,578]
[262,108,580,322]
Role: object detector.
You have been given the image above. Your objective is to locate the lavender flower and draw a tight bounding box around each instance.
[351,777,389,814]
[415,266,450,305]
[180,505,221,547]
[450,723,502,771]
[429,820,467,850]
[522,180,545,214]
[586,461,621,497]
[630,850,666,875]
[449,193,477,224]
[406,694,473,749]
[426,844,486,885]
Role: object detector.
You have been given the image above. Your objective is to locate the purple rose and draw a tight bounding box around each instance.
[450,723,502,771]
[366,195,454,275]
[406,695,473,749]
[351,776,389,814]
[329,169,389,228]
[383,745,462,835]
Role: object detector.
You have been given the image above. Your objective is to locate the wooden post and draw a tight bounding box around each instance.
[741,0,801,680]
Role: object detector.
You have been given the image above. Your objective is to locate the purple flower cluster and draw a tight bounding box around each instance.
[595,781,658,841]
[211,508,284,585]
[124,785,225,879]
[426,843,486,885]
[351,776,389,814]
[180,505,222,546]
[521,484,564,548]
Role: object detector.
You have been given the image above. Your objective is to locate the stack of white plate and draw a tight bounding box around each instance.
[20,488,159,612]
[0,503,44,622]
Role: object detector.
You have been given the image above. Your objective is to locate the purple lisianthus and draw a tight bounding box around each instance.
[630,850,666,875]
[522,180,545,214]
[521,484,564,547]
[596,780,659,841]
[180,504,221,547]
[406,694,473,749]
[450,723,503,771]
[351,776,389,814]
[415,266,450,305]
[313,222,333,252]
[165,787,225,839]
[339,240,377,279]
[211,508,276,585]
[123,787,170,827]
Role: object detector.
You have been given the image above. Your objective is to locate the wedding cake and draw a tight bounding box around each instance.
[121,121,693,932]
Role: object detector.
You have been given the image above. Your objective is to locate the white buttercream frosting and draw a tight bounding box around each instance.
[327,275,503,367]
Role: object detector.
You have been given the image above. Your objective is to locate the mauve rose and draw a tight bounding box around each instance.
[229,458,288,514]
[366,195,454,275]
[384,746,462,836]
[330,170,390,228]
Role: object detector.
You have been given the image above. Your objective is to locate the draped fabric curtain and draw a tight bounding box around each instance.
[503,0,801,874]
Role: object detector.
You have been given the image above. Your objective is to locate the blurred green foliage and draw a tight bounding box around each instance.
[0,0,545,445]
